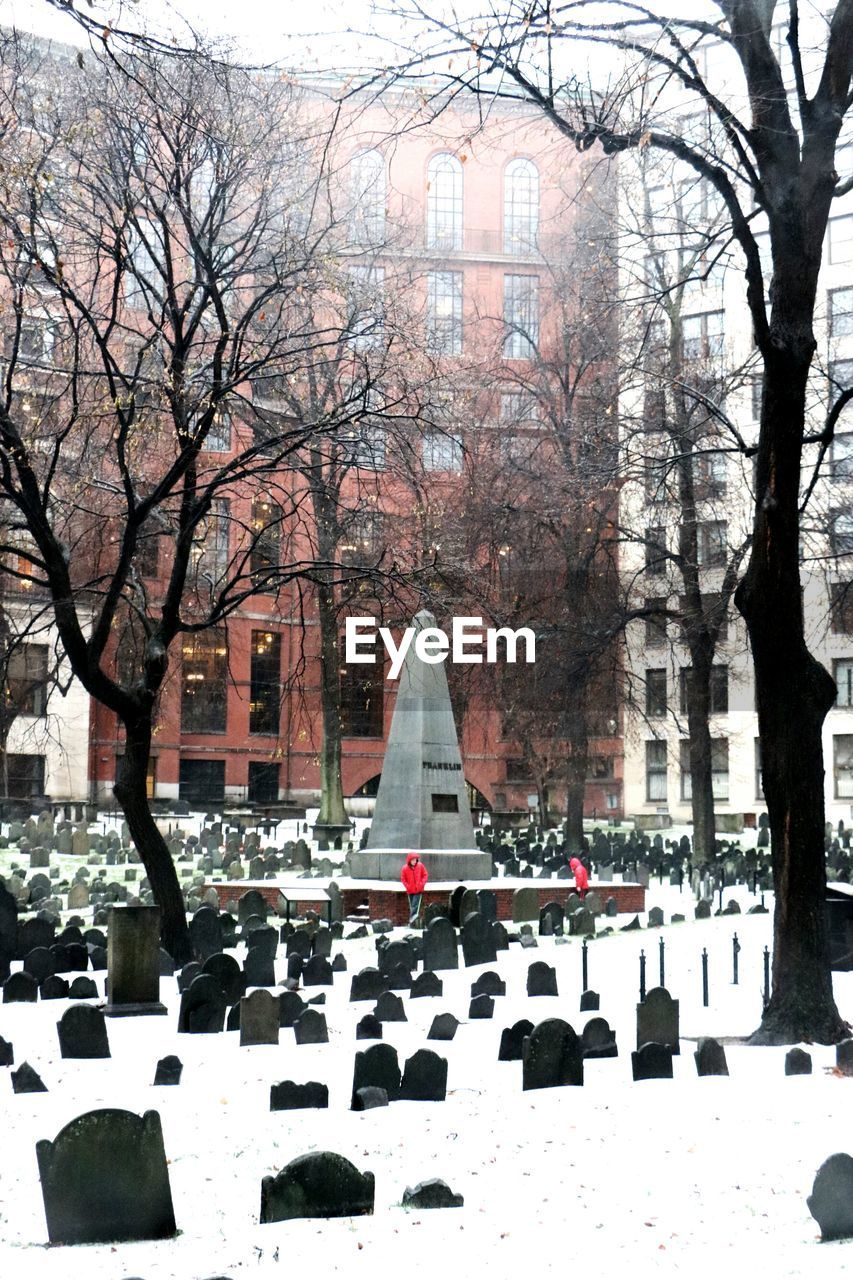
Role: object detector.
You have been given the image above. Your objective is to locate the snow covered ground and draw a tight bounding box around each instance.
[2,854,852,1278]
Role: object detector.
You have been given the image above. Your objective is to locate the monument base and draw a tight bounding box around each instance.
[104,1001,168,1018]
[348,847,493,882]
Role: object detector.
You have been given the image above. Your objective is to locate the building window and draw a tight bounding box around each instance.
[829,215,853,265]
[340,663,384,737]
[682,310,724,362]
[680,737,729,800]
[693,449,727,498]
[193,497,230,585]
[503,274,539,358]
[181,630,228,733]
[697,519,728,567]
[834,734,853,798]
[755,736,764,799]
[5,644,48,716]
[348,265,385,351]
[125,219,160,308]
[504,157,539,254]
[679,592,729,642]
[249,630,280,735]
[831,510,853,557]
[645,668,668,717]
[423,430,463,472]
[830,286,853,337]
[831,582,853,633]
[644,435,672,504]
[831,433,853,481]
[340,508,384,567]
[500,389,539,423]
[178,758,225,806]
[5,753,45,798]
[680,664,729,714]
[645,525,667,574]
[7,315,55,367]
[426,152,463,251]
[247,760,280,803]
[645,740,668,802]
[645,597,667,648]
[426,270,463,355]
[205,407,231,452]
[349,148,386,246]
[836,659,853,708]
[251,498,282,580]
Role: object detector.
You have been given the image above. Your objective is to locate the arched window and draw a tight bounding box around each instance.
[349,148,386,245]
[504,158,539,254]
[426,152,463,251]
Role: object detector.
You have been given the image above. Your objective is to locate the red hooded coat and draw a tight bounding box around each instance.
[569,858,589,894]
[401,855,428,894]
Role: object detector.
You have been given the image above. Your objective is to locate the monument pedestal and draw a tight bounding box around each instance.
[348,847,492,882]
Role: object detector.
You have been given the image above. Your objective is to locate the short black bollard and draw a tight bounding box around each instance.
[639,949,646,1003]
[718,883,723,912]
[752,869,758,895]
[702,947,709,1007]
[659,935,665,987]
[582,938,588,992]
[658,861,664,883]
[763,945,770,1008]
[678,868,684,894]
[760,892,765,910]
[732,932,740,985]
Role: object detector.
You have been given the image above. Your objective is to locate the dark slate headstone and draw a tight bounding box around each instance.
[807,1153,853,1240]
[636,987,680,1054]
[57,1004,110,1059]
[293,1008,328,1044]
[785,1047,812,1075]
[237,889,269,925]
[177,975,227,1034]
[0,1035,13,1066]
[12,1061,47,1093]
[349,967,388,1002]
[694,1038,729,1077]
[374,991,407,1023]
[461,914,497,967]
[522,1018,583,1089]
[36,1108,176,1244]
[69,975,99,1000]
[377,939,416,976]
[188,906,223,962]
[499,1019,535,1062]
[39,975,69,1000]
[352,1086,389,1111]
[153,1055,183,1086]
[836,1039,853,1076]
[411,971,443,999]
[471,971,505,998]
[423,917,459,972]
[400,1048,448,1101]
[526,961,558,997]
[468,993,495,1019]
[278,990,306,1027]
[240,990,280,1047]
[579,989,600,1012]
[176,961,203,994]
[402,1179,463,1209]
[270,1080,328,1111]
[302,955,334,987]
[539,901,564,934]
[202,953,245,1005]
[243,946,276,989]
[695,900,711,920]
[23,947,55,983]
[356,1013,383,1040]
[631,1042,673,1081]
[351,1043,401,1107]
[491,920,509,951]
[581,1017,618,1059]
[286,931,312,959]
[4,972,38,1003]
[647,906,664,927]
[428,1013,459,1041]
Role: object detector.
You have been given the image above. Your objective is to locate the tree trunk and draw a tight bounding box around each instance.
[315,580,348,829]
[737,351,847,1044]
[685,661,716,866]
[563,736,588,854]
[113,715,191,965]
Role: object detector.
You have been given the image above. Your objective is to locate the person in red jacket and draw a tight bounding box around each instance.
[569,857,589,900]
[401,853,428,926]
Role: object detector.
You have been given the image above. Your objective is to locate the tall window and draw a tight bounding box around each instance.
[645,597,667,648]
[249,630,281,735]
[340,509,384,566]
[831,581,853,633]
[679,592,729,642]
[426,152,463,250]
[125,219,160,308]
[645,668,667,717]
[680,738,729,800]
[5,753,45,798]
[693,449,727,497]
[348,265,385,351]
[834,734,853,798]
[179,758,225,805]
[682,310,724,361]
[193,497,230,585]
[504,157,539,254]
[181,630,228,733]
[426,270,463,355]
[5,644,48,716]
[349,149,386,245]
[831,510,853,557]
[696,520,728,567]
[423,430,463,472]
[829,214,853,265]
[205,407,231,452]
[340,663,384,737]
[679,665,729,714]
[248,760,279,803]
[645,740,668,802]
[503,274,539,358]
[645,525,667,574]
[830,286,853,336]
[832,433,853,480]
[251,498,282,580]
[835,658,853,708]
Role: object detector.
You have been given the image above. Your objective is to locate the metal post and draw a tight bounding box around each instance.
[732,932,740,985]
[582,939,588,992]
[763,946,770,1008]
[639,949,646,1003]
[679,868,684,894]
[718,882,723,912]
[702,947,709,1007]
[659,935,665,988]
[752,869,758,895]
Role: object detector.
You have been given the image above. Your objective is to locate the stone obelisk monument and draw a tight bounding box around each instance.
[349,610,492,880]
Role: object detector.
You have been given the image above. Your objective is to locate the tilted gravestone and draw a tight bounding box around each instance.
[302,956,334,987]
[57,1005,110,1059]
[260,1152,374,1223]
[202,953,245,1006]
[808,1153,853,1240]
[36,1108,176,1244]
[12,1062,47,1093]
[153,1055,183,1086]
[428,1013,459,1041]
[270,1080,329,1111]
[0,1035,13,1066]
[402,1179,463,1210]
[351,1043,401,1107]
[177,975,227,1034]
[498,1019,535,1062]
[694,1037,729,1077]
[632,1042,673,1081]
[468,993,494,1019]
[636,987,680,1054]
[400,1048,448,1101]
[522,1019,583,1089]
[240,990,280,1047]
[278,991,306,1028]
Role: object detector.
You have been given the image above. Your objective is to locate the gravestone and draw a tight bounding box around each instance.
[356,1013,383,1039]
[785,1047,812,1075]
[468,993,494,1019]
[375,991,407,1023]
[40,975,69,1000]
[351,1043,401,1106]
[807,1153,853,1240]
[57,1005,110,1059]
[402,1179,463,1210]
[461,914,497,967]
[491,920,509,951]
[202,953,245,1006]
[527,961,558,997]
[293,1008,328,1044]
[636,987,680,1054]
[243,944,276,989]
[106,906,166,1016]
[36,1108,176,1244]
[400,1048,448,1101]
[3,972,38,1003]
[411,971,443,998]
[176,961,203,994]
[539,901,564,933]
[647,906,664,928]
[349,968,388,1001]
[579,989,600,1012]
[12,1061,47,1093]
[189,906,223,962]
[498,1019,536,1062]
[0,1035,13,1065]
[69,976,98,999]
[278,991,307,1028]
[522,1019,583,1089]
[471,971,505,998]
[177,975,227,1034]
[238,889,269,924]
[695,900,711,920]
[632,1042,673,1081]
[353,1086,389,1111]
[581,1017,618,1059]
[270,1080,329,1111]
[423,917,458,971]
[694,1038,729,1076]
[260,1152,374,1223]
[302,955,334,987]
[153,1055,183,1086]
[428,1013,459,1041]
[836,1039,853,1076]
[240,990,280,1046]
